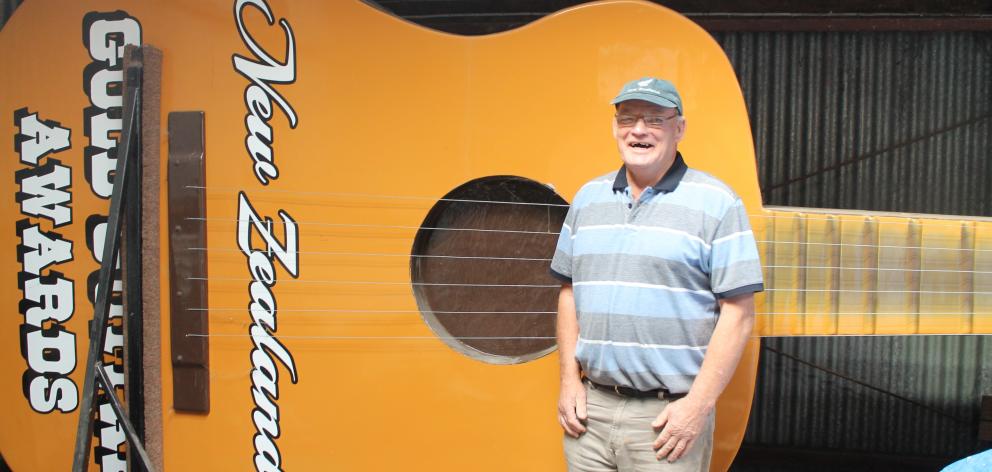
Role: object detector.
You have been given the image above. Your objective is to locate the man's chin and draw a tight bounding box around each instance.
[621,158,661,172]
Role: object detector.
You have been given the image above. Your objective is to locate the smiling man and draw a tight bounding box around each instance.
[550,77,764,471]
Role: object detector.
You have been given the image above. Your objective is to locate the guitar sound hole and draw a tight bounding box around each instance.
[411,176,568,364]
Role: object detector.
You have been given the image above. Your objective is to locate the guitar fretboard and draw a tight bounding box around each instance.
[756,206,992,336]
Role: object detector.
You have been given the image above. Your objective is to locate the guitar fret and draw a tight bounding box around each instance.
[962,223,976,333]
[865,219,880,335]
[977,224,992,333]
[796,214,808,334]
[874,217,905,333]
[761,208,992,336]
[834,217,872,335]
[804,214,835,334]
[759,217,775,336]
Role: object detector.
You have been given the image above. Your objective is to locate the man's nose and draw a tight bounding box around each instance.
[631,118,649,133]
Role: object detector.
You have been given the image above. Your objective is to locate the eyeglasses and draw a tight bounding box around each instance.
[614,113,680,129]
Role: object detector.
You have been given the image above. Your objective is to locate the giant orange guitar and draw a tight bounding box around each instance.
[1,1,990,471]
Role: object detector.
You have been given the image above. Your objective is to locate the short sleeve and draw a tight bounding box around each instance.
[549,203,577,283]
[709,199,764,299]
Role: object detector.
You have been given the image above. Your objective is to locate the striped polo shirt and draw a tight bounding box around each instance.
[549,153,763,393]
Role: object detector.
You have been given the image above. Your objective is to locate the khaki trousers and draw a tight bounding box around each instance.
[563,383,714,472]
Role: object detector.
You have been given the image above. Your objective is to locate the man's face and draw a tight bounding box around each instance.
[612,99,685,172]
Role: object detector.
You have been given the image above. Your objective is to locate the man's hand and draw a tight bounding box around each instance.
[651,293,754,462]
[651,397,712,462]
[556,284,586,438]
[557,378,588,438]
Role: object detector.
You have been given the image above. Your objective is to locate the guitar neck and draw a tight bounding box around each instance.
[755,206,992,336]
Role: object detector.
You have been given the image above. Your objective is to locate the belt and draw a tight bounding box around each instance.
[586,379,686,400]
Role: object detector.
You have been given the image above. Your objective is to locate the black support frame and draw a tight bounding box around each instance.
[71,62,155,472]
[124,47,147,472]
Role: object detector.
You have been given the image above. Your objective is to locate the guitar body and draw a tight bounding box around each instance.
[0,1,761,470]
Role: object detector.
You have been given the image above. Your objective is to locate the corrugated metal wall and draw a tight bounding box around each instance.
[718,31,992,215]
[0,0,21,31]
[746,337,991,459]
[714,31,992,467]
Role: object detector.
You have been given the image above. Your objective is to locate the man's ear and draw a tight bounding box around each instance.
[675,117,686,142]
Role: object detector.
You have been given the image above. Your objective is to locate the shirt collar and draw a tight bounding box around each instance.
[612,151,688,194]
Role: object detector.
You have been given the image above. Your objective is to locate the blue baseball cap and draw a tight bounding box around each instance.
[611,77,683,114]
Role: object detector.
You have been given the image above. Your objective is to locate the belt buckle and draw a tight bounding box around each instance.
[613,385,623,396]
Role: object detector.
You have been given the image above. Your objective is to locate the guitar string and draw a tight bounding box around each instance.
[184,332,992,340]
[189,308,557,314]
[180,247,992,275]
[185,217,558,235]
[176,190,992,339]
[183,247,553,262]
[757,264,992,275]
[183,185,992,230]
[754,239,992,252]
[184,185,570,207]
[747,212,992,228]
[183,217,991,253]
[765,288,992,294]
[187,276,992,294]
[186,277,558,287]
[188,307,992,317]
[179,191,992,327]
[188,334,556,340]
[184,214,992,234]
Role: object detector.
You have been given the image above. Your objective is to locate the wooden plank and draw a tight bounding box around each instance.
[138,45,164,470]
[167,111,209,413]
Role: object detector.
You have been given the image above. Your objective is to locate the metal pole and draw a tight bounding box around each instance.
[95,362,156,472]
[71,67,141,472]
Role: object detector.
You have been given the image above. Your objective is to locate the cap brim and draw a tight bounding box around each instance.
[610,92,680,112]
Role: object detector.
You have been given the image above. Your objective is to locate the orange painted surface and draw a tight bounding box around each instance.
[1,1,760,470]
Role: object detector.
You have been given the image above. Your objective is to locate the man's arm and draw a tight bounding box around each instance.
[556,283,587,438]
[652,292,756,462]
